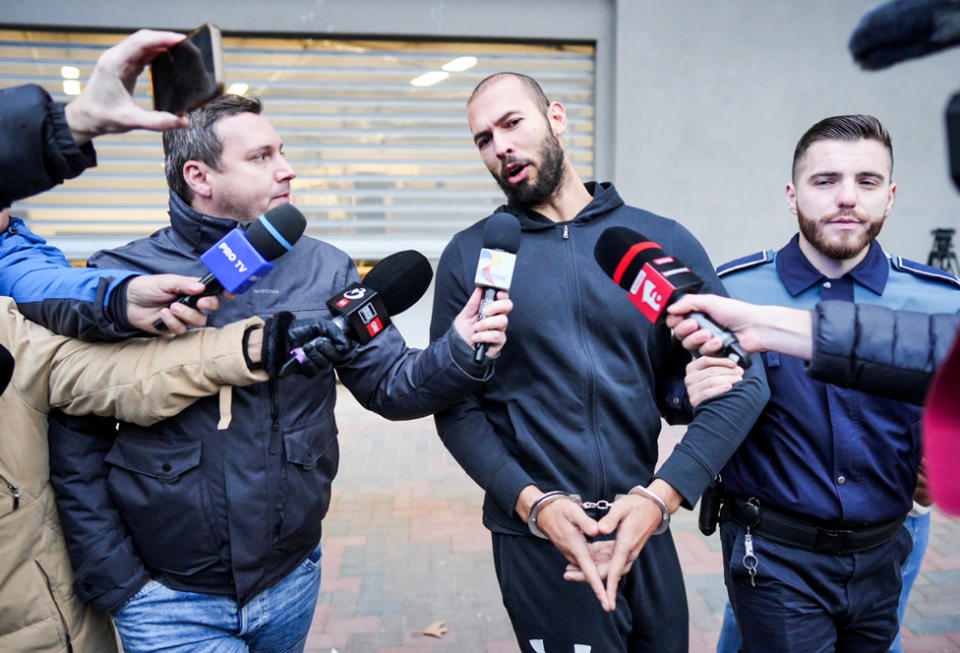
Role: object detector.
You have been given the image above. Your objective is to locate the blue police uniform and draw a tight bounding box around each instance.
[715,234,960,652]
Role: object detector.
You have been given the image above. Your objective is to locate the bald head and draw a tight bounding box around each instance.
[469,72,550,114]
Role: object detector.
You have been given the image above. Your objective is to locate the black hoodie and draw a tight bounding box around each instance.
[430,182,770,535]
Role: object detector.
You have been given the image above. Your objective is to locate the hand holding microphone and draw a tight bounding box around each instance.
[153,203,306,331]
[276,250,435,378]
[593,226,751,368]
[473,212,521,362]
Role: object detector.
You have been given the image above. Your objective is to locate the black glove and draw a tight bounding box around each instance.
[261,313,355,378]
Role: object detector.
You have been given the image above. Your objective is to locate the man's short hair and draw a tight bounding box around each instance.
[163,94,263,202]
[792,114,893,181]
[468,72,550,114]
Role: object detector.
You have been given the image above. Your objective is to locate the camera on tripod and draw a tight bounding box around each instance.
[929,227,959,277]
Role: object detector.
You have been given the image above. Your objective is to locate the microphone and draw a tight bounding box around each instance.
[849,0,960,70]
[473,212,521,362]
[153,203,306,330]
[593,226,751,368]
[278,250,433,376]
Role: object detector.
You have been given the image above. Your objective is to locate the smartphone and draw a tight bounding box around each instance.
[150,23,224,115]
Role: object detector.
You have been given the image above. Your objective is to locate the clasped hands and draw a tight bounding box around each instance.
[520,480,677,612]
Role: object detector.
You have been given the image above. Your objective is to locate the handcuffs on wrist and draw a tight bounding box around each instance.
[526,485,670,539]
[616,485,671,535]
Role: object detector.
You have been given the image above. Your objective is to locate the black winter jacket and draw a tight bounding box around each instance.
[0,84,140,341]
[49,191,492,611]
[809,300,960,404]
[0,84,95,210]
[430,183,770,535]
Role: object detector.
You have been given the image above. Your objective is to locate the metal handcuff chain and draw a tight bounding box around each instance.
[527,487,670,539]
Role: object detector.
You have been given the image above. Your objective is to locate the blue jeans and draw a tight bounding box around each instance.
[113,546,322,653]
[716,514,930,653]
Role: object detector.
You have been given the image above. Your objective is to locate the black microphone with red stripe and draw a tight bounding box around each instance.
[594,226,751,368]
[277,250,433,377]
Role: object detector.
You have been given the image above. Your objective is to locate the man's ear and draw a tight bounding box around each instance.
[183,161,213,199]
[547,101,568,139]
[785,182,798,216]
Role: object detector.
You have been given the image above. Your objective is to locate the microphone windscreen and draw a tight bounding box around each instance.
[246,203,307,261]
[594,226,664,288]
[364,250,433,316]
[849,0,953,70]
[482,212,522,254]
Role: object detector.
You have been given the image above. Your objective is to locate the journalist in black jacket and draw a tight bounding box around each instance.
[46,93,510,636]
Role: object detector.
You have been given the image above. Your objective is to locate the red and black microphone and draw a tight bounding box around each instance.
[278,250,433,377]
[326,249,433,343]
[594,226,751,368]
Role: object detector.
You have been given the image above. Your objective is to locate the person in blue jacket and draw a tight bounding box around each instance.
[430,72,770,652]
[0,28,229,341]
[681,115,960,653]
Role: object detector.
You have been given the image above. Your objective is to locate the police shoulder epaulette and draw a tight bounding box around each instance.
[716,250,775,278]
[890,256,960,289]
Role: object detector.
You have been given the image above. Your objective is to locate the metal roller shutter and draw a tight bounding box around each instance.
[1,29,595,260]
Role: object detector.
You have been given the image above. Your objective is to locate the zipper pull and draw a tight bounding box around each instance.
[7,482,19,511]
[562,224,569,240]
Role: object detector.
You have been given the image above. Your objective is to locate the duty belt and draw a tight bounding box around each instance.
[721,495,904,555]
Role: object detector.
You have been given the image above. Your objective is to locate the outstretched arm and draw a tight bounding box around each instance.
[64,29,188,145]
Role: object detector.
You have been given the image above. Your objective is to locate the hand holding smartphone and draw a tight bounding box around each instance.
[150,23,225,115]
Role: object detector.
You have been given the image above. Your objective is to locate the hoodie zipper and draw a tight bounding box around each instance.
[559,223,607,503]
[0,471,19,511]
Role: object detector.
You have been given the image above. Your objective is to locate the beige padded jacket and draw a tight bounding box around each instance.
[0,298,267,652]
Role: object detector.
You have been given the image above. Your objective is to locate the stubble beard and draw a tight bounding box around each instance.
[797,207,885,261]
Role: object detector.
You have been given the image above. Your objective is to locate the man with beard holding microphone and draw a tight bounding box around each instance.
[430,72,769,652]
[681,115,960,653]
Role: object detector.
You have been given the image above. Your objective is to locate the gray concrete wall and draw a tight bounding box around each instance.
[614,2,960,266]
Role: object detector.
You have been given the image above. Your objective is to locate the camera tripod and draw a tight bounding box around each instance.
[928,228,960,277]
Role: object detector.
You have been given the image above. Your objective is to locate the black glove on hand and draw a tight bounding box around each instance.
[259,311,295,376]
[276,316,355,378]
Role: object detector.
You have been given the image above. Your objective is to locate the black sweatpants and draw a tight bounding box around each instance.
[492,532,688,653]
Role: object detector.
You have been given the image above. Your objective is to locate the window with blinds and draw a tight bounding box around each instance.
[1,29,595,260]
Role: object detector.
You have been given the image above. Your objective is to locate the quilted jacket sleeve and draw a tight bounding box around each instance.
[807,300,960,404]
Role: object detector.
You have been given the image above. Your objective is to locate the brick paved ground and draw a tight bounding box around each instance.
[306,387,960,652]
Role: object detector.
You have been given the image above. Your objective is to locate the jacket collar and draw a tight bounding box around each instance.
[168,191,242,256]
[775,233,889,297]
[501,181,625,230]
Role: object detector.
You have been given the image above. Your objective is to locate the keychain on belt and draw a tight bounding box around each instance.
[742,497,760,587]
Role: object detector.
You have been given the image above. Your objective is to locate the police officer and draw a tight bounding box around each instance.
[685,115,960,652]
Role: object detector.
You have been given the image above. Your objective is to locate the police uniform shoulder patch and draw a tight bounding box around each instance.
[716,250,775,278]
[890,256,960,289]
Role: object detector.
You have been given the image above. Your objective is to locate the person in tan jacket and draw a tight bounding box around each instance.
[0,301,269,653]
[0,29,265,652]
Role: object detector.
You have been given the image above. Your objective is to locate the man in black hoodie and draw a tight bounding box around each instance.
[430,72,770,652]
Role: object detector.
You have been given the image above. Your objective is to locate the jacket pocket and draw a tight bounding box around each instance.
[105,438,220,575]
[275,412,338,552]
[33,559,72,652]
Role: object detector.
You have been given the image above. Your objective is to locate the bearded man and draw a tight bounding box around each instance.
[428,72,769,652]
[687,115,960,653]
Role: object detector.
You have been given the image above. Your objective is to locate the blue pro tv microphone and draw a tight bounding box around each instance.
[153,203,306,330]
